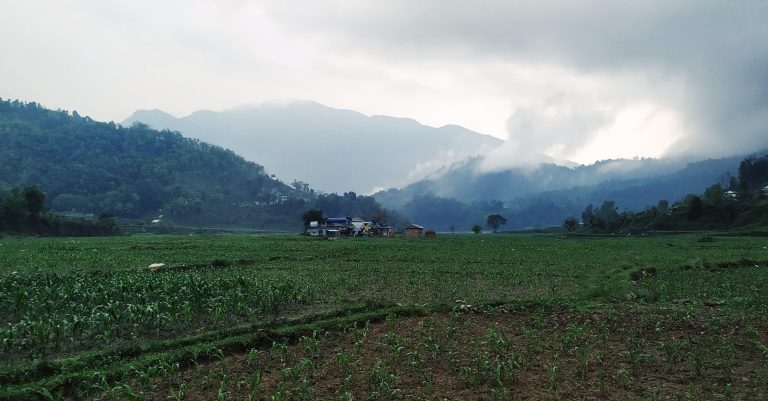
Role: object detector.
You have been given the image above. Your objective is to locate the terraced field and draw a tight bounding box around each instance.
[1,233,767,400]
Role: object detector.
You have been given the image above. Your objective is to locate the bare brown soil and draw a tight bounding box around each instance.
[102,305,768,400]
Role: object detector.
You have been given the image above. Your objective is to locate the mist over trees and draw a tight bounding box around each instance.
[374,152,755,231]
[573,154,768,232]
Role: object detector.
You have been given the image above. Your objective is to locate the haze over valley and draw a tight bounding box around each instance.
[2,0,768,231]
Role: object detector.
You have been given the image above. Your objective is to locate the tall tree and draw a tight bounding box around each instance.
[596,201,618,222]
[2,188,28,228]
[686,195,705,220]
[563,217,578,232]
[23,186,45,217]
[581,204,594,227]
[738,155,768,191]
[657,200,669,214]
[703,183,724,207]
[301,209,324,226]
[486,214,508,233]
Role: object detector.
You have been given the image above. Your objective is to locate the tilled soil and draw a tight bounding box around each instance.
[106,305,768,400]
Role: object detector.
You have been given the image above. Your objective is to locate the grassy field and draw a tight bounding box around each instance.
[1,233,767,400]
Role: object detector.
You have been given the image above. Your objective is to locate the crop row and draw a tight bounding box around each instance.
[0,303,426,400]
[102,303,768,401]
[0,268,317,359]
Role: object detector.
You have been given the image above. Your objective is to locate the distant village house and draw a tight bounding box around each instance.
[403,224,424,238]
[305,217,394,238]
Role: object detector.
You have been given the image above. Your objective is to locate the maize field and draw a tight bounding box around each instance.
[0,233,767,400]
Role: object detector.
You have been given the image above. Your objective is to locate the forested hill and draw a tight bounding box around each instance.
[0,99,313,228]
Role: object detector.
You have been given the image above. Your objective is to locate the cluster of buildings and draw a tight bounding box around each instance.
[305,217,426,238]
[722,185,768,200]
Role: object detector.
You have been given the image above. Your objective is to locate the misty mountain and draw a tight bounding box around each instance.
[377,156,741,208]
[123,101,502,194]
[374,154,747,230]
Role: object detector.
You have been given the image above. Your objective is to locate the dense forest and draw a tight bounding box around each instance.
[573,154,768,233]
[0,99,395,230]
[0,185,118,236]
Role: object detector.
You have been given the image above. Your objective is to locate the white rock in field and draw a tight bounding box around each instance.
[148,263,166,272]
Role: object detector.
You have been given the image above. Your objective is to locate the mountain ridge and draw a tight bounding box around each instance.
[123,101,503,194]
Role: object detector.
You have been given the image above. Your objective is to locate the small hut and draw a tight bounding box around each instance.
[403,224,425,238]
[379,225,395,238]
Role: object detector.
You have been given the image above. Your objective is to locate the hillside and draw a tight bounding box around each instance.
[124,101,502,194]
[5,97,755,232]
[0,99,316,229]
[573,154,768,233]
[375,154,747,230]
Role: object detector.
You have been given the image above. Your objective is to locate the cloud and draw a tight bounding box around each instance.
[1,0,766,167]
[263,0,768,160]
[478,92,611,171]
[506,93,610,158]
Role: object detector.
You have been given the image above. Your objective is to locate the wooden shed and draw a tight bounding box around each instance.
[403,224,424,238]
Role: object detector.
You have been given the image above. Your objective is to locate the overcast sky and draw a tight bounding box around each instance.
[1,1,766,165]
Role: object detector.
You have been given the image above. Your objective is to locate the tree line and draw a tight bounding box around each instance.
[567,153,768,232]
[0,186,118,236]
